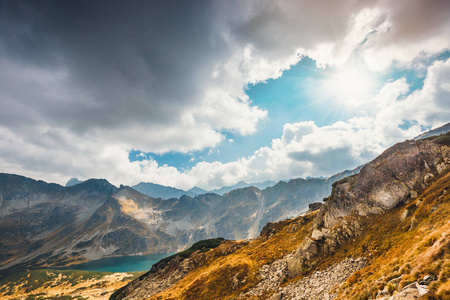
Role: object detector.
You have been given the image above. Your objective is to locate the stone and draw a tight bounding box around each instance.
[307,202,324,214]
[409,216,418,230]
[311,229,325,241]
[409,190,418,199]
[424,173,434,184]
[400,210,409,221]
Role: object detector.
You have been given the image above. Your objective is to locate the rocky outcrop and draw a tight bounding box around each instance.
[316,139,450,230]
[377,275,436,299]
[284,138,449,279]
[306,202,323,214]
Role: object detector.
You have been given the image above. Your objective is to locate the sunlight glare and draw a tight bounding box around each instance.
[323,66,377,107]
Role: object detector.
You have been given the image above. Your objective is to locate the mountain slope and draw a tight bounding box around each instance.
[187,186,208,195]
[112,133,450,299]
[0,178,119,271]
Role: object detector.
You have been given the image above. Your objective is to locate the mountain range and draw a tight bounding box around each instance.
[66,178,278,199]
[0,167,359,274]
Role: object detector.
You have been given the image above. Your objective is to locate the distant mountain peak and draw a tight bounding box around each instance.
[65,178,118,195]
[210,180,277,195]
[65,177,83,187]
[132,181,193,199]
[414,122,450,140]
[187,186,208,195]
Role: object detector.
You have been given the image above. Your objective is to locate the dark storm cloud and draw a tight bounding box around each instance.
[2,0,448,134]
[0,0,221,132]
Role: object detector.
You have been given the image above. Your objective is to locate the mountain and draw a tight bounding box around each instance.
[187,186,208,195]
[132,182,196,199]
[414,122,450,140]
[0,166,359,273]
[210,180,277,195]
[111,132,450,300]
[65,177,83,187]
[133,180,278,199]
[0,177,120,271]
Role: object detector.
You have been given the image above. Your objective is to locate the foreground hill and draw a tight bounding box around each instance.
[112,133,450,299]
[0,167,358,273]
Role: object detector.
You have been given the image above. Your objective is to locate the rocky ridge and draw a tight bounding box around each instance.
[287,136,450,278]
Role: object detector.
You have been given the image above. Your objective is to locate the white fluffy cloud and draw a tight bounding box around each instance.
[126,58,449,190]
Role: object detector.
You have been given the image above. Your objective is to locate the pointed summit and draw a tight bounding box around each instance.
[65,177,83,187]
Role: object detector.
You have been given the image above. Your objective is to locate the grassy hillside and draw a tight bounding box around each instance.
[142,213,315,299]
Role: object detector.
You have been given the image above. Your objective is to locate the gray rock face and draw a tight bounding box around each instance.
[316,139,450,230]
[306,202,323,214]
[286,137,449,287]
[377,275,435,299]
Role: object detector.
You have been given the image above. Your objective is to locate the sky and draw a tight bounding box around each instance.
[0,0,449,190]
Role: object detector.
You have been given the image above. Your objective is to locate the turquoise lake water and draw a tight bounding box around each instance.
[61,253,174,273]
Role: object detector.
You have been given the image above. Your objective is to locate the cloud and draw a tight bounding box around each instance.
[0,1,267,151]
[0,0,449,189]
[130,58,450,190]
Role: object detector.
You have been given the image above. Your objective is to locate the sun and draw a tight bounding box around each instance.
[322,65,377,107]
